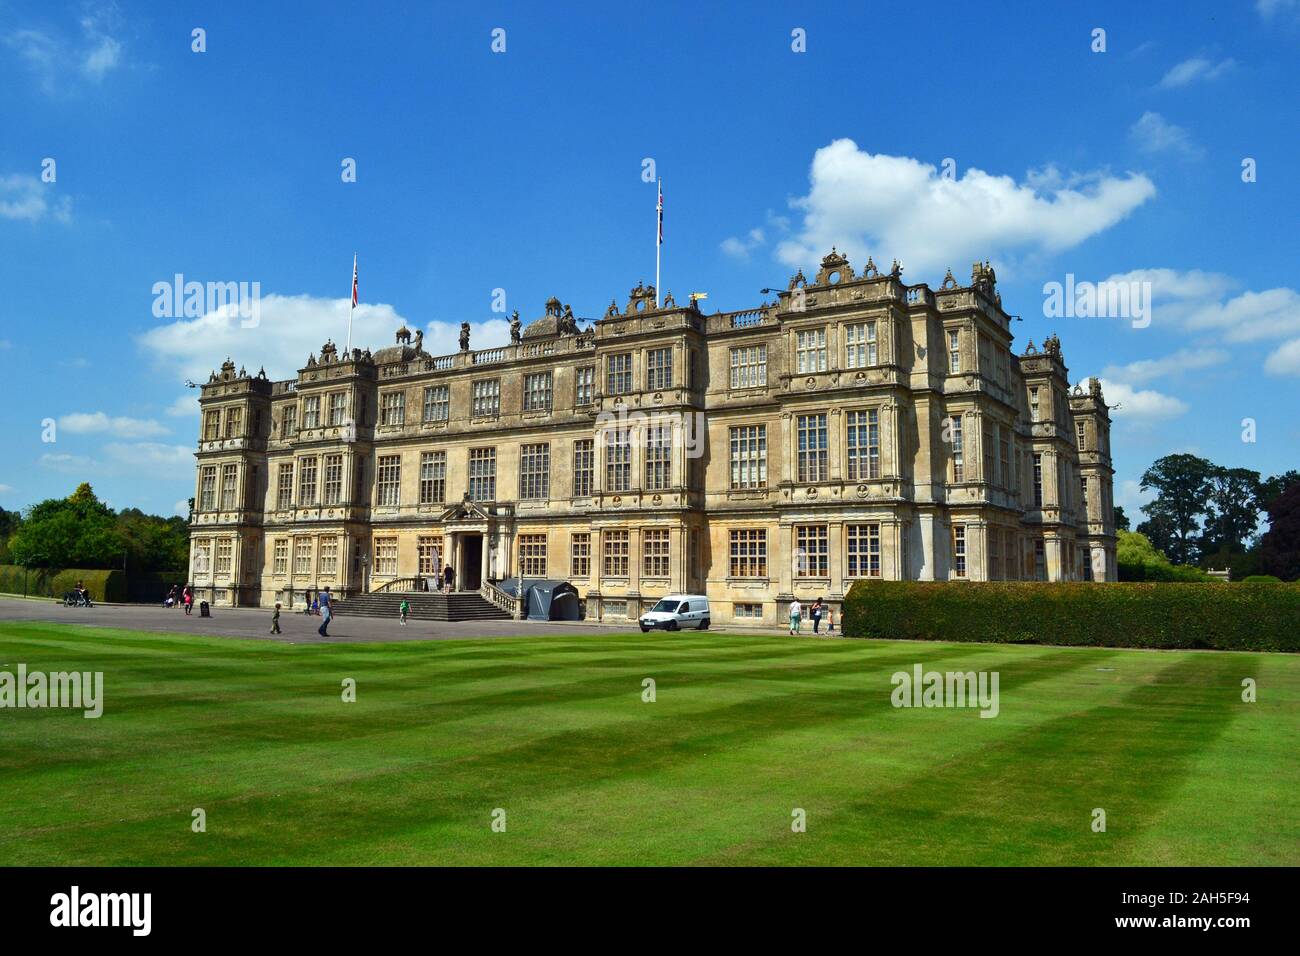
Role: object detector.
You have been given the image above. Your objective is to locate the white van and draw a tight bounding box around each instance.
[639,594,711,632]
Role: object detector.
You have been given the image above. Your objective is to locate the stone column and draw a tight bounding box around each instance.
[445,532,457,591]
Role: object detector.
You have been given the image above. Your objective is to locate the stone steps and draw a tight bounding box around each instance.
[332,591,510,622]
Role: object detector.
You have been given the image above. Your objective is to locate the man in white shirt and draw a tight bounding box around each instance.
[789,599,803,635]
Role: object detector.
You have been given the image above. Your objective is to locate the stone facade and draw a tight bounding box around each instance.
[188,251,1116,622]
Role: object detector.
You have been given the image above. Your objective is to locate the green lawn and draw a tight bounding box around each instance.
[1,621,1295,866]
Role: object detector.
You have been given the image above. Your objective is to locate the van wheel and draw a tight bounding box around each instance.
[640,625,649,633]
[667,621,679,632]
[699,618,710,630]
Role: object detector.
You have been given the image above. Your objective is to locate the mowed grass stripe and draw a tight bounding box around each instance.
[0,637,995,821]
[391,645,1130,865]
[715,652,1262,866]
[6,634,1097,863]
[1,624,1295,865]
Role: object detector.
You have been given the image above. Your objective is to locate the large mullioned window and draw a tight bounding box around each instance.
[729,529,768,578]
[846,409,880,481]
[604,430,631,493]
[729,425,767,489]
[469,448,496,501]
[797,414,828,483]
[519,443,550,500]
[729,345,767,389]
[796,328,828,373]
[419,451,446,505]
[376,455,401,507]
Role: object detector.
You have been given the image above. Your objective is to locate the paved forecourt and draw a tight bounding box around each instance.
[0,596,783,643]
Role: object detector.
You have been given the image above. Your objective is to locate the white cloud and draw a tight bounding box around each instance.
[0,174,72,223]
[1256,0,1298,21]
[137,292,510,384]
[166,395,198,417]
[1182,287,1300,343]
[172,499,190,517]
[1265,338,1300,376]
[3,6,124,94]
[766,139,1154,276]
[1100,347,1229,384]
[0,484,16,494]
[721,228,766,261]
[1115,478,1155,516]
[1129,112,1203,158]
[1158,57,1234,89]
[58,411,168,439]
[1097,379,1190,423]
[103,442,193,478]
[39,452,95,473]
[81,34,120,80]
[1100,268,1235,307]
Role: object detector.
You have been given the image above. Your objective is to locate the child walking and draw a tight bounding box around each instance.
[270,602,282,634]
[399,598,410,626]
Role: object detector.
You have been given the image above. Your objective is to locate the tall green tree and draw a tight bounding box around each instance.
[1199,466,1261,559]
[1139,454,1215,565]
[1112,505,1131,531]
[1259,484,1300,581]
[0,507,20,564]
[1260,470,1300,510]
[7,484,124,569]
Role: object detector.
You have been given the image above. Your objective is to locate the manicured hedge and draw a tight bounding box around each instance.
[0,565,128,603]
[842,580,1300,652]
[126,570,187,603]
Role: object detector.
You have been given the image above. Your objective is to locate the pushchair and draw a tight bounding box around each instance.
[62,589,93,607]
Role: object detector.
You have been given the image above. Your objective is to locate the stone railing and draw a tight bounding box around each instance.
[481,579,521,616]
[472,348,508,365]
[706,308,773,333]
[905,285,934,307]
[372,576,429,594]
[729,309,767,328]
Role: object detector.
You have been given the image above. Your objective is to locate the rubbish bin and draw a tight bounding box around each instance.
[199,601,211,618]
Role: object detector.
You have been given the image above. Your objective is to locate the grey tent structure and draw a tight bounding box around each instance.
[496,578,582,621]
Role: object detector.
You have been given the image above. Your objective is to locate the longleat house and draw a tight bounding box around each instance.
[189,250,1117,623]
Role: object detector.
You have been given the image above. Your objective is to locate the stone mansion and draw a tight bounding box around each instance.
[188,250,1117,623]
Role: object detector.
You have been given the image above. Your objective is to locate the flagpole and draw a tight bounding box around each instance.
[655,179,662,307]
[346,253,356,354]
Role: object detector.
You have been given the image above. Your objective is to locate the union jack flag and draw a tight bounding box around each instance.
[351,256,359,307]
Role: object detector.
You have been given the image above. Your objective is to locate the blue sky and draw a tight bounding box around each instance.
[2,0,1298,519]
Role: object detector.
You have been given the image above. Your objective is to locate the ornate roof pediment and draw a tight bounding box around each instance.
[439,499,494,522]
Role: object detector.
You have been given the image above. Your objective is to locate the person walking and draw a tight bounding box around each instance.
[270,602,282,634]
[183,586,193,616]
[399,598,410,627]
[827,605,835,633]
[443,564,455,593]
[317,586,333,637]
[811,597,824,635]
[789,598,803,635]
